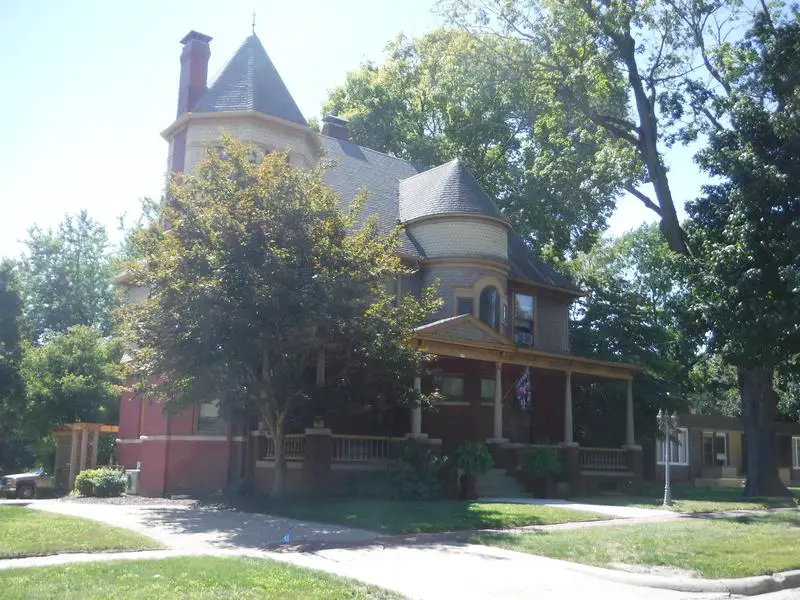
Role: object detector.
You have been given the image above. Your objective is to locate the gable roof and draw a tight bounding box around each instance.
[398,159,504,222]
[415,314,514,347]
[192,34,306,126]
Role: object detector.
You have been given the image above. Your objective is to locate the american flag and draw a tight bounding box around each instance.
[516,367,532,409]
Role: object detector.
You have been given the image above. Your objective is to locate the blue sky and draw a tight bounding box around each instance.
[0,0,697,260]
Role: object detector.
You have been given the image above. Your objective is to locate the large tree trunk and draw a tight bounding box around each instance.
[739,366,788,497]
[270,418,286,498]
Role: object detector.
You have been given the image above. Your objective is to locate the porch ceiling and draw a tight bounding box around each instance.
[414,315,638,380]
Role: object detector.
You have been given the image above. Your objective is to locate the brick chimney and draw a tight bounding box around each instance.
[177,31,212,117]
[170,31,212,174]
[321,115,349,141]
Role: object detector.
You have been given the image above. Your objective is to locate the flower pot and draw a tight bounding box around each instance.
[459,474,478,500]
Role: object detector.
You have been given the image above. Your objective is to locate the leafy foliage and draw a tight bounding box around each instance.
[453,442,493,476]
[73,466,127,497]
[0,262,25,441]
[120,136,439,496]
[20,325,123,438]
[324,28,636,257]
[387,439,450,500]
[17,211,117,340]
[519,446,561,480]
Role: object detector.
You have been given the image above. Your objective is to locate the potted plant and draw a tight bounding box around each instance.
[453,443,493,500]
[519,447,562,498]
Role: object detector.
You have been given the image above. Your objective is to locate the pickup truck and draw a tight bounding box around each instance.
[0,469,55,499]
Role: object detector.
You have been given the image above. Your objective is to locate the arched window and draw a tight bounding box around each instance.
[479,286,501,330]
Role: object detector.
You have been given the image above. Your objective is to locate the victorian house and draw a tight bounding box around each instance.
[115,31,642,497]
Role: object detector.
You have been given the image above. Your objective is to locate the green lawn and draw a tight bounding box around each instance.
[0,506,161,559]
[0,556,401,599]
[573,484,799,514]
[258,500,606,534]
[478,512,800,579]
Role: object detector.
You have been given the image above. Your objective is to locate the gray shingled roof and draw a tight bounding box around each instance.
[507,233,581,293]
[320,136,425,257]
[192,35,306,126]
[398,159,504,222]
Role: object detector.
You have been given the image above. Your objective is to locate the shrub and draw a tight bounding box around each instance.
[73,466,127,497]
[453,443,493,476]
[387,439,449,501]
[520,447,562,480]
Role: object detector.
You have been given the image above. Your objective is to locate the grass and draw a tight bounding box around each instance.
[0,556,402,599]
[478,511,800,579]
[0,506,161,559]
[573,484,799,514]
[256,499,606,534]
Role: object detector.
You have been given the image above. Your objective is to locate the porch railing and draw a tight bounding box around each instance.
[579,447,628,471]
[331,435,404,462]
[262,434,306,461]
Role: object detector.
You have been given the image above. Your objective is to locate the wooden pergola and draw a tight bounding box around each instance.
[52,423,119,490]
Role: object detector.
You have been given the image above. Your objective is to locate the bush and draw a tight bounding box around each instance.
[73,466,127,497]
[453,443,493,476]
[387,439,449,501]
[520,447,562,480]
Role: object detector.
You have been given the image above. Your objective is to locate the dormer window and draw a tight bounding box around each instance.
[479,286,501,330]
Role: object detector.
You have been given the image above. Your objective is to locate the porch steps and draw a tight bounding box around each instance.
[477,468,527,499]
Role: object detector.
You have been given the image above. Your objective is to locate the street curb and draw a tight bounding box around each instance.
[564,562,800,596]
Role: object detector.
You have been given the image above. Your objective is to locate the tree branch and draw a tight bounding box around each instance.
[625,184,663,216]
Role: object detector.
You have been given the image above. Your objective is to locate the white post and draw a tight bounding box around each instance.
[411,375,422,435]
[68,429,80,490]
[564,371,574,444]
[626,378,635,447]
[79,427,89,472]
[664,433,673,506]
[90,428,100,467]
[492,362,504,440]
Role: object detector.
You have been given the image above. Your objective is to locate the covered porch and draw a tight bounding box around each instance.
[412,315,643,492]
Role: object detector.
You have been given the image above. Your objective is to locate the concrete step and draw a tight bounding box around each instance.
[477,469,526,498]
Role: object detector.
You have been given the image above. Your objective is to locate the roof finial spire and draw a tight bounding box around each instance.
[251,8,256,34]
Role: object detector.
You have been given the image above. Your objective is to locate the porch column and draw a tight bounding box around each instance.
[490,362,505,441]
[564,371,574,444]
[68,428,80,489]
[90,428,100,468]
[411,375,422,435]
[79,426,89,471]
[625,378,635,447]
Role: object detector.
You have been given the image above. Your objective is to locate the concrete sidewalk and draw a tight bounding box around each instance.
[480,496,682,519]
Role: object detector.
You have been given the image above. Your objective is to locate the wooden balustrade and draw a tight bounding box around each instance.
[261,434,306,461]
[579,447,628,471]
[331,435,404,462]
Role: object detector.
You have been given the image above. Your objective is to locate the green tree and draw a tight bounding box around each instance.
[567,225,693,444]
[0,261,26,467]
[18,211,117,340]
[687,7,800,495]
[444,0,751,253]
[121,137,440,497]
[324,28,638,256]
[19,325,123,438]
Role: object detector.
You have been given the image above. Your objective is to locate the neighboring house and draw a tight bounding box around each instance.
[115,31,641,497]
[654,413,800,486]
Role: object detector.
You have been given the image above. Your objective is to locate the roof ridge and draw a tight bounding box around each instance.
[319,133,424,170]
[399,157,459,183]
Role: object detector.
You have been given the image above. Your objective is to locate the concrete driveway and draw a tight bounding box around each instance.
[7,499,737,599]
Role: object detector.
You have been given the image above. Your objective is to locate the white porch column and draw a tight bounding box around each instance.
[490,362,505,441]
[564,371,574,444]
[68,428,80,489]
[411,375,422,436]
[625,378,635,447]
[90,428,100,467]
[79,427,89,471]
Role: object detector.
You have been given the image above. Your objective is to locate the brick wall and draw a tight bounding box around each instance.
[408,217,508,260]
